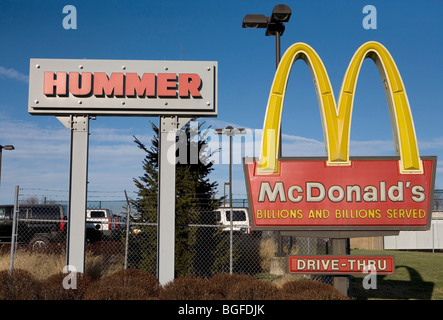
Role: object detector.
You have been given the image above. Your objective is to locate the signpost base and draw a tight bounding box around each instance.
[157,116,191,286]
[58,115,89,274]
[269,257,286,275]
[331,238,348,296]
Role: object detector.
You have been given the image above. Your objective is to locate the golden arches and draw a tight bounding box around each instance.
[258,41,422,175]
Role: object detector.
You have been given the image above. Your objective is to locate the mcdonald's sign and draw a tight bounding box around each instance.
[244,41,436,231]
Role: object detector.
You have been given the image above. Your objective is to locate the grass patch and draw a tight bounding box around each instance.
[350,249,443,300]
[0,246,123,281]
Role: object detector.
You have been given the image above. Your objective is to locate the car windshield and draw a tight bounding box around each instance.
[90,211,106,218]
[225,210,246,222]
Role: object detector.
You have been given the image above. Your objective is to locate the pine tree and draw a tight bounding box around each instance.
[131,120,221,277]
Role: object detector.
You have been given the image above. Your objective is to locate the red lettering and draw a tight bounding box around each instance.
[157,73,177,97]
[69,72,92,96]
[125,73,156,97]
[93,72,124,97]
[178,73,202,97]
[43,72,203,99]
[44,72,67,96]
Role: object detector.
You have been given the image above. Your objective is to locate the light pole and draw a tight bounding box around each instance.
[215,126,246,273]
[243,4,291,257]
[0,145,15,187]
[223,182,230,207]
[242,4,292,69]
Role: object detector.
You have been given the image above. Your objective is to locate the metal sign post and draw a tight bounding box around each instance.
[28,59,217,282]
[58,115,89,273]
[331,238,348,295]
[158,116,177,285]
[157,116,190,285]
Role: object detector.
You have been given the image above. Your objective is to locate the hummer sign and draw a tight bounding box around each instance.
[28,59,217,117]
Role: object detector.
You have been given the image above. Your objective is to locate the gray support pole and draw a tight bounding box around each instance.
[0,149,3,188]
[124,190,131,269]
[66,115,89,274]
[9,185,19,275]
[229,134,233,274]
[275,30,285,257]
[332,238,349,296]
[157,116,178,285]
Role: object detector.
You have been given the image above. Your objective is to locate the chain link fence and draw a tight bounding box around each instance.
[4,187,345,285]
[433,189,443,211]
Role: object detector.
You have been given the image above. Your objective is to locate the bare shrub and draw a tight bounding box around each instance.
[39,272,93,300]
[0,269,40,300]
[226,278,282,300]
[271,274,305,288]
[160,276,209,300]
[259,237,275,273]
[206,273,258,299]
[2,251,66,281]
[280,280,350,300]
[0,249,123,282]
[83,285,157,300]
[84,268,159,299]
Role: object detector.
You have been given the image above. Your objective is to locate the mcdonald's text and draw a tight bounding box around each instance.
[258,181,426,204]
[245,157,436,229]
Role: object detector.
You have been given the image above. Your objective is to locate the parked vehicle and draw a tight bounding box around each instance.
[0,204,102,250]
[86,209,115,238]
[215,207,251,234]
[0,204,65,249]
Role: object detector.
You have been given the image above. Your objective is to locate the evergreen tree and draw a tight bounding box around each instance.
[131,120,222,277]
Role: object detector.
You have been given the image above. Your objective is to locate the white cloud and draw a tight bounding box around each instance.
[0,117,442,204]
[0,118,148,203]
[0,66,29,83]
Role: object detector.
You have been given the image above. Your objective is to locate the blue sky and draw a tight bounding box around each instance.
[0,0,442,204]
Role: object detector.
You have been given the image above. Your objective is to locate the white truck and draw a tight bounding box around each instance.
[86,209,115,238]
[215,207,251,234]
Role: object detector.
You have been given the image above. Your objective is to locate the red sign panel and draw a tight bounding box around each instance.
[288,256,395,274]
[244,157,436,230]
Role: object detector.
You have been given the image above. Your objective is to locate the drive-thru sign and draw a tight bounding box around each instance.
[28,59,217,285]
[243,41,436,292]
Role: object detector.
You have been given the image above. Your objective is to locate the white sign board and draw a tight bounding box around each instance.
[28,59,217,117]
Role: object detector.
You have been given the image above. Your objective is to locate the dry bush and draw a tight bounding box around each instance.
[83,285,157,300]
[0,251,66,281]
[226,277,282,300]
[0,269,40,300]
[280,280,350,300]
[84,268,159,300]
[259,237,275,273]
[39,272,93,300]
[160,276,210,300]
[0,249,123,282]
[84,253,123,280]
[206,273,258,299]
[270,274,305,288]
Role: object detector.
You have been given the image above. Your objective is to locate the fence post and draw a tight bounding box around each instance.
[9,185,19,275]
[124,190,131,269]
[432,221,435,253]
